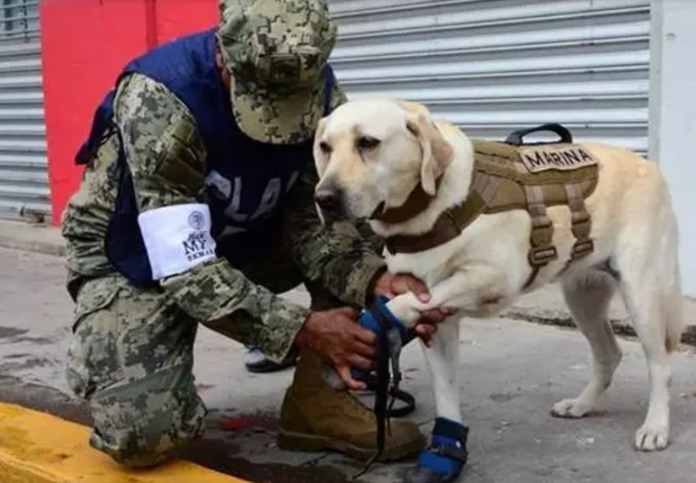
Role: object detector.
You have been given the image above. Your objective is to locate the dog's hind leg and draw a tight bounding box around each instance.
[613,208,682,451]
[617,273,674,451]
[551,270,622,419]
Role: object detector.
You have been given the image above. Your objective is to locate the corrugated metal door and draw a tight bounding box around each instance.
[327,0,651,156]
[0,0,48,221]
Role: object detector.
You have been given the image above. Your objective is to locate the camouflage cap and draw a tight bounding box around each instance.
[217,0,338,144]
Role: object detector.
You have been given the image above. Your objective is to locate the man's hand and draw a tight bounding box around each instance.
[373,272,456,347]
[294,307,376,390]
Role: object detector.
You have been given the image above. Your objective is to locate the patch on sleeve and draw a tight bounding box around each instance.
[138,203,217,280]
[518,144,598,173]
[154,116,207,196]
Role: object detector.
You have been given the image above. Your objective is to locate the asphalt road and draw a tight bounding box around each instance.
[1,246,695,483]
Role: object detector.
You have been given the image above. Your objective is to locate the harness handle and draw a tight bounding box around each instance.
[504,123,573,146]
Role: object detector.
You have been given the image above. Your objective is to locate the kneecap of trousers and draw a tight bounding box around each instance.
[88,364,207,468]
[66,276,207,467]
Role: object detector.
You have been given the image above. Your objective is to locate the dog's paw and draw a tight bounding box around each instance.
[550,398,593,419]
[386,292,426,327]
[635,424,669,451]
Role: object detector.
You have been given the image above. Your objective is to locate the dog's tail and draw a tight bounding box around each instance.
[660,202,685,354]
[663,269,685,354]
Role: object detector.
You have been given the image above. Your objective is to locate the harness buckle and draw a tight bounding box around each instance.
[528,244,558,267]
[571,239,594,260]
[531,216,553,230]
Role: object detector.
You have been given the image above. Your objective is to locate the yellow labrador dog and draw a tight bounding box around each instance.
[312,97,684,481]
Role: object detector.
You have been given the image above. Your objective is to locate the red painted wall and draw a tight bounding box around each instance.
[155,0,219,44]
[40,0,218,225]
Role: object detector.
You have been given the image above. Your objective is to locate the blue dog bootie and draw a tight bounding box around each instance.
[405,418,469,483]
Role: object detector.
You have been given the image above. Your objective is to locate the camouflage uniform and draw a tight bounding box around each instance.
[62,0,423,469]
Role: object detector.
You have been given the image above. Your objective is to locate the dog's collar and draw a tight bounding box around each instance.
[371,178,443,225]
[381,170,488,256]
[384,208,466,255]
[371,174,469,257]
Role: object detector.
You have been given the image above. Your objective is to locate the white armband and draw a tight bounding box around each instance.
[137,203,217,280]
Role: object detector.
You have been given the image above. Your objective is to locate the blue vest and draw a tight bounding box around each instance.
[75,28,334,287]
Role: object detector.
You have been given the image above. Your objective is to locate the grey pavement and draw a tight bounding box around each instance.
[0,232,696,483]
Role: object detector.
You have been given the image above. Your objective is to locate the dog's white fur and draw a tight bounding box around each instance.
[313,98,685,452]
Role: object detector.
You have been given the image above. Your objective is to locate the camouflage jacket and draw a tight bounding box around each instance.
[61,72,386,362]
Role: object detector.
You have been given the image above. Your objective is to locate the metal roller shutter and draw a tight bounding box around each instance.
[0,0,48,221]
[327,0,651,156]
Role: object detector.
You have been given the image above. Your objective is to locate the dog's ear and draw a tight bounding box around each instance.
[403,105,453,195]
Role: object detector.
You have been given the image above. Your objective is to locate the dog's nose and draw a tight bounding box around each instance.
[314,190,336,212]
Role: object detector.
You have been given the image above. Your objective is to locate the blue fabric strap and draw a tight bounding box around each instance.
[352,295,402,381]
[433,417,468,442]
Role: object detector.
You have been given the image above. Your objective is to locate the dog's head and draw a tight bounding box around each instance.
[312,98,454,225]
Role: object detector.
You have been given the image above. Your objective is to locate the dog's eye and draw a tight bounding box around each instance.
[356,136,381,150]
[319,141,332,154]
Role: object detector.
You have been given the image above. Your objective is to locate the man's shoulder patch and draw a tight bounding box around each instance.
[518,144,598,173]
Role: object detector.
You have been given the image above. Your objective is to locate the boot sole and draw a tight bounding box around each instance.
[277,428,425,462]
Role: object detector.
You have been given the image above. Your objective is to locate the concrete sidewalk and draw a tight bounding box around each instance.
[2,218,694,346]
[0,219,66,257]
[1,225,696,483]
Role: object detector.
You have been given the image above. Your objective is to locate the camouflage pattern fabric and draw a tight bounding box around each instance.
[63,71,385,364]
[66,241,354,467]
[61,0,389,465]
[217,0,338,144]
[66,274,205,468]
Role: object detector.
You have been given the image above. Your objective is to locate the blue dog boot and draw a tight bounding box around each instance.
[404,418,469,483]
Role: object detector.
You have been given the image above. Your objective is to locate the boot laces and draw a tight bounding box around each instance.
[337,389,376,420]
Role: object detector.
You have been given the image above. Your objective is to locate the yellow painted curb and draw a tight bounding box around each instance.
[0,402,253,483]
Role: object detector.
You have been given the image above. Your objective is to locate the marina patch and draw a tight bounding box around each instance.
[519,145,598,173]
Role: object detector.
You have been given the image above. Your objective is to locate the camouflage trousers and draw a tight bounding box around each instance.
[66,225,383,468]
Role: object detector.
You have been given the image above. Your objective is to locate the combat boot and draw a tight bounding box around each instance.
[277,350,425,461]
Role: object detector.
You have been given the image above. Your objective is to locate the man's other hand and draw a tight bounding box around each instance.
[294,307,376,390]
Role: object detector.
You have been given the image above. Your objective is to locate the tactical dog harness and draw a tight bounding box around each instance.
[341,124,601,480]
[379,123,600,288]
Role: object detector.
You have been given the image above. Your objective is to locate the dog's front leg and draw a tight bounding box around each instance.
[385,271,501,483]
[385,268,503,327]
[423,320,461,423]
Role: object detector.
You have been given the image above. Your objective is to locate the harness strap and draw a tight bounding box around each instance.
[564,183,594,260]
[522,185,558,289]
[383,171,501,255]
[471,171,502,205]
